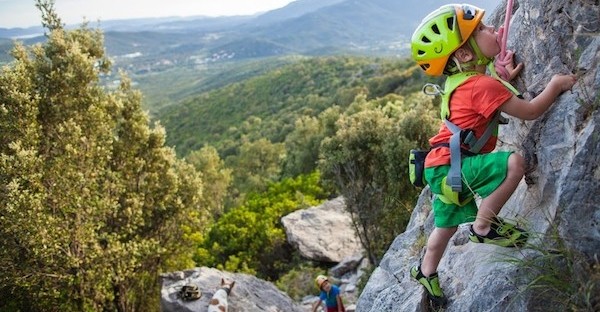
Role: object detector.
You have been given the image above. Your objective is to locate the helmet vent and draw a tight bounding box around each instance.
[446,17,455,30]
[420,64,430,71]
[431,24,440,35]
[421,36,431,43]
[418,50,425,56]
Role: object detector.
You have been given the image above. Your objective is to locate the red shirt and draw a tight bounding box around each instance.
[425,74,514,167]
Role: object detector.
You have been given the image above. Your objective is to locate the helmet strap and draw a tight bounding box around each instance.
[445,56,478,75]
[452,56,463,72]
[468,37,494,66]
[445,38,491,75]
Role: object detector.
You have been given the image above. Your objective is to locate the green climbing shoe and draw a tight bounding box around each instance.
[410,266,447,306]
[469,217,528,247]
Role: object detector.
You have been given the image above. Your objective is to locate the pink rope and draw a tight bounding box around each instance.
[494,0,514,80]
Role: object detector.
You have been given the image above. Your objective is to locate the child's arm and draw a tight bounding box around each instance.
[500,74,577,120]
[336,295,344,312]
[311,299,322,312]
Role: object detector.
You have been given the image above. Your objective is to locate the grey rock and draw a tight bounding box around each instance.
[358,0,600,311]
[160,267,304,312]
[281,196,364,263]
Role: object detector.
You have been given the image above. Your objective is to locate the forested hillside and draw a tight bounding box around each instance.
[160,53,442,270]
[158,56,432,157]
[1,1,446,310]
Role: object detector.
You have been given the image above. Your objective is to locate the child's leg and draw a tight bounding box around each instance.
[411,226,457,304]
[472,153,524,235]
[421,226,458,276]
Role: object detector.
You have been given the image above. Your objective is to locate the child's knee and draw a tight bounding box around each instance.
[507,153,525,178]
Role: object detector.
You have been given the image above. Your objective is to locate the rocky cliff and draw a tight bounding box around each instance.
[357,0,600,311]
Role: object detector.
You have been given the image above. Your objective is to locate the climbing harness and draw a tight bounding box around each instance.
[411,63,522,206]
[494,0,515,80]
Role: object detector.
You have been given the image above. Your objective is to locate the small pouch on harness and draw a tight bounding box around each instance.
[409,149,429,188]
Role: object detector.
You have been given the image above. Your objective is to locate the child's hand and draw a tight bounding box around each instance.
[495,50,523,81]
[550,74,577,93]
[502,51,523,81]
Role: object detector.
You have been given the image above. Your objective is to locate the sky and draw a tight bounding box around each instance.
[0,0,298,28]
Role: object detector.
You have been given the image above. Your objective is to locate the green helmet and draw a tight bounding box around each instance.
[411,4,485,76]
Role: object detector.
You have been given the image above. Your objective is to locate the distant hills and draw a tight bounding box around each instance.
[0,0,500,111]
[1,0,500,60]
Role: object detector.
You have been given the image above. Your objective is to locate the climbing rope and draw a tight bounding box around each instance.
[494,0,515,80]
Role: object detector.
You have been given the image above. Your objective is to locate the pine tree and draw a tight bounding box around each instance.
[0,1,205,310]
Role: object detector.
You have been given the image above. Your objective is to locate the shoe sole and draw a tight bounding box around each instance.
[427,293,448,308]
[469,221,528,247]
[469,233,528,247]
[411,266,447,305]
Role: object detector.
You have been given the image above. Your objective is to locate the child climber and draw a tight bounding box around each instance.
[409,3,577,306]
[311,275,345,312]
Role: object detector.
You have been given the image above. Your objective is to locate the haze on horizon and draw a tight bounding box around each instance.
[0,0,297,28]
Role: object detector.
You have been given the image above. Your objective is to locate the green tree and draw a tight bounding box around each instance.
[282,115,323,177]
[195,172,327,281]
[319,92,437,265]
[186,145,232,218]
[158,56,427,158]
[225,138,285,206]
[0,1,205,310]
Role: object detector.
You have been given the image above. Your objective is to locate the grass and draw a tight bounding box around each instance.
[501,223,600,311]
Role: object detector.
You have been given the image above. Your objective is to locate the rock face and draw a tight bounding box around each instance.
[160,267,305,312]
[357,0,600,311]
[282,196,365,263]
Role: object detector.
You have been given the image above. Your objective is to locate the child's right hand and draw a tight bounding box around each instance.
[550,74,577,93]
[501,73,577,120]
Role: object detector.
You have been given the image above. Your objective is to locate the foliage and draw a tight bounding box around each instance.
[186,145,232,218]
[281,105,346,183]
[157,56,424,158]
[281,115,325,178]
[224,138,286,207]
[504,226,600,311]
[194,172,327,280]
[132,56,299,115]
[0,2,445,308]
[0,1,206,310]
[276,265,328,301]
[319,91,438,265]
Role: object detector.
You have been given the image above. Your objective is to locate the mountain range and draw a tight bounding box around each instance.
[1,0,499,63]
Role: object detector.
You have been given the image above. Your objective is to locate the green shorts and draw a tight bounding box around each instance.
[424,151,512,228]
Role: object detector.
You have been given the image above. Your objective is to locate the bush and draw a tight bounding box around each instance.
[276,265,326,301]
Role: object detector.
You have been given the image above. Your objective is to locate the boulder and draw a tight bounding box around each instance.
[281,196,364,263]
[160,267,305,312]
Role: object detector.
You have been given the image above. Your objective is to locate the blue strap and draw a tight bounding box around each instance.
[443,113,500,192]
[445,119,464,192]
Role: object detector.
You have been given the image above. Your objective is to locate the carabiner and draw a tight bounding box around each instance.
[422,83,444,96]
